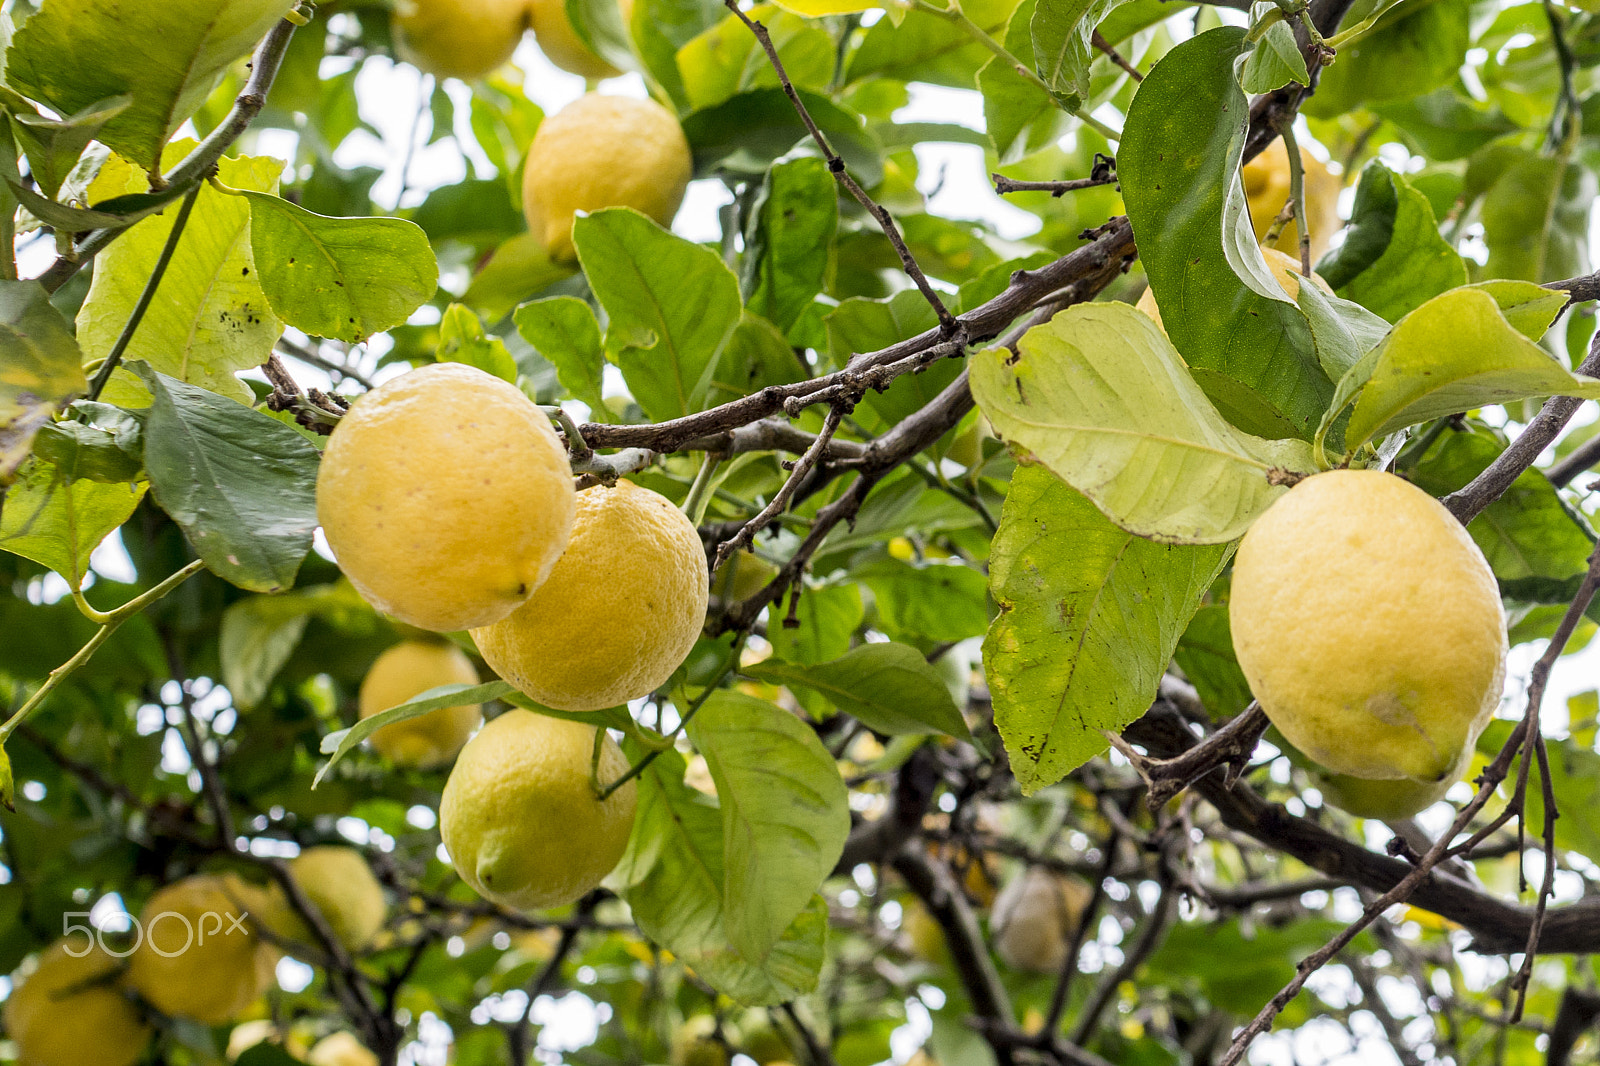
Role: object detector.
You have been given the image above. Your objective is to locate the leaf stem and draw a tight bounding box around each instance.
[1279,122,1311,277]
[0,559,205,744]
[680,453,721,526]
[85,182,203,401]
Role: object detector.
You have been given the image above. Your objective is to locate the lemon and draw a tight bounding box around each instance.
[711,550,778,603]
[1243,139,1344,262]
[472,480,709,712]
[1231,470,1506,790]
[308,1032,379,1066]
[4,939,151,1066]
[317,362,576,633]
[227,1019,309,1061]
[1137,247,1330,333]
[268,846,388,953]
[359,640,484,768]
[522,93,693,263]
[902,900,947,964]
[440,710,638,910]
[394,0,529,82]
[528,0,632,78]
[991,866,1092,973]
[124,874,279,1025]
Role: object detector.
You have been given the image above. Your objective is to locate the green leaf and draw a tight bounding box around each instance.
[1237,20,1309,93]
[969,303,1315,544]
[1314,160,1467,323]
[4,91,129,199]
[850,0,1022,89]
[685,691,849,962]
[1479,151,1594,286]
[1119,27,1329,440]
[241,191,438,342]
[568,0,639,73]
[515,297,608,415]
[436,304,516,383]
[678,5,832,112]
[1173,604,1251,718]
[5,176,187,233]
[0,458,144,589]
[0,279,85,484]
[707,313,807,409]
[314,681,519,786]
[1341,287,1600,452]
[5,0,293,169]
[985,466,1231,794]
[219,596,314,710]
[0,744,12,811]
[741,154,837,335]
[1292,279,1390,384]
[1472,280,1568,342]
[461,233,575,324]
[613,745,827,1004]
[1149,918,1370,1016]
[573,208,742,422]
[766,584,864,666]
[30,403,144,484]
[1304,0,1469,118]
[979,0,1064,165]
[1371,89,1516,162]
[1408,424,1596,595]
[76,149,284,404]
[746,643,972,739]
[134,365,321,593]
[681,89,883,187]
[629,0,732,110]
[858,558,990,643]
[1032,0,1130,109]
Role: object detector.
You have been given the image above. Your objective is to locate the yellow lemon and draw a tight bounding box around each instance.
[522,93,692,264]
[359,640,484,768]
[1243,139,1344,262]
[528,0,632,78]
[317,362,576,633]
[308,1032,379,1066]
[4,940,151,1066]
[472,480,709,712]
[124,874,279,1025]
[991,866,1092,973]
[394,0,529,82]
[267,847,388,953]
[440,710,638,910]
[1137,247,1330,333]
[1231,470,1506,789]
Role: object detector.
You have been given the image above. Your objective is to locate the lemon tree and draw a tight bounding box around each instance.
[2,1,1600,1065]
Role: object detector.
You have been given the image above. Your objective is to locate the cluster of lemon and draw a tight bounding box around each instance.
[4,849,384,1066]
[392,0,694,266]
[316,362,710,911]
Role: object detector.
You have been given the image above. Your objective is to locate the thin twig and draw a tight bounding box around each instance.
[720,0,958,333]
[1091,31,1143,81]
[992,175,1117,196]
[713,405,846,569]
[1547,432,1600,488]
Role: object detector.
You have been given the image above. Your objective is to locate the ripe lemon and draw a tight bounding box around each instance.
[266,846,388,953]
[521,93,692,264]
[359,640,483,768]
[317,362,576,633]
[1243,139,1344,262]
[308,1032,379,1066]
[124,874,279,1025]
[991,866,1092,973]
[1137,247,1330,332]
[440,710,638,910]
[4,939,151,1066]
[394,0,529,82]
[528,0,632,78]
[472,480,709,712]
[1231,470,1506,791]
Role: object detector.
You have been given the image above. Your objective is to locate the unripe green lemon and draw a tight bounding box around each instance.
[4,940,151,1066]
[359,640,483,768]
[317,362,576,633]
[1230,470,1506,790]
[394,0,529,82]
[521,94,692,264]
[440,710,638,910]
[472,480,709,712]
[124,875,279,1025]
